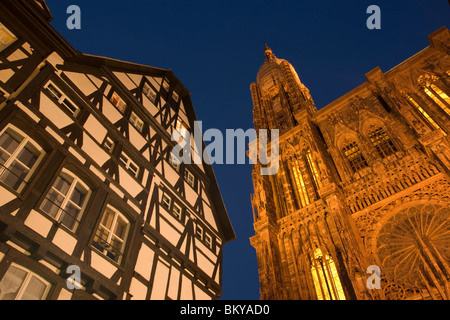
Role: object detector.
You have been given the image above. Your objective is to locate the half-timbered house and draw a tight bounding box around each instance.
[0,0,235,300]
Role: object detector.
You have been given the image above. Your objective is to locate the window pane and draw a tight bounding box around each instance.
[0,150,10,166]
[128,162,138,176]
[0,131,20,155]
[60,203,79,229]
[110,237,124,253]
[114,218,127,240]
[143,84,157,102]
[47,84,62,99]
[70,185,86,206]
[53,176,71,195]
[173,204,181,218]
[94,226,109,243]
[19,276,47,300]
[162,195,171,209]
[0,266,27,300]
[62,99,78,115]
[101,210,115,230]
[16,144,39,168]
[1,160,29,190]
[64,202,81,220]
[41,190,65,218]
[119,154,128,166]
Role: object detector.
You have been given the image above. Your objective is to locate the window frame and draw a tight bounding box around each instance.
[184,169,195,188]
[172,202,183,221]
[175,119,189,141]
[172,91,179,102]
[341,141,368,173]
[119,152,139,178]
[162,79,170,92]
[367,126,398,159]
[0,125,45,193]
[204,233,213,249]
[102,136,115,154]
[142,82,157,104]
[0,263,51,300]
[0,23,18,53]
[130,111,144,133]
[92,205,131,264]
[44,82,80,117]
[39,168,91,232]
[161,194,171,210]
[195,224,204,239]
[110,92,127,114]
[168,153,181,172]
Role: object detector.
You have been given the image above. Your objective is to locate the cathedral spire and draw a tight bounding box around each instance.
[264,44,276,62]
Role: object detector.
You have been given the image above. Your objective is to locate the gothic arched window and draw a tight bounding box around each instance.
[291,159,310,208]
[305,149,322,192]
[310,248,346,300]
[368,126,397,159]
[424,83,450,117]
[341,141,368,173]
[405,94,446,135]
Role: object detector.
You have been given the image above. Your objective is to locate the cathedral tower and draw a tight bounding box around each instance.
[250,29,450,300]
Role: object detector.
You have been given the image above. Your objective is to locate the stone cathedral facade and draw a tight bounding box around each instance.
[0,0,234,300]
[250,27,450,300]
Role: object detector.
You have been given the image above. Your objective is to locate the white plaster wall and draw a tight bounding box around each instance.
[52,228,77,256]
[90,250,118,279]
[134,244,154,281]
[150,261,170,300]
[118,167,143,198]
[24,210,52,238]
[167,266,180,300]
[129,277,148,300]
[84,115,107,144]
[64,72,97,96]
[0,186,16,207]
[180,275,193,300]
[39,95,72,129]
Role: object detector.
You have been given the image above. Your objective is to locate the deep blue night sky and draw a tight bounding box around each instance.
[45,0,449,300]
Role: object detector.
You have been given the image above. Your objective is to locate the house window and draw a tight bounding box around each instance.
[92,206,130,264]
[110,92,127,113]
[172,91,179,102]
[161,194,171,210]
[204,233,212,249]
[143,83,157,103]
[0,264,50,300]
[169,153,181,171]
[45,82,79,116]
[162,79,170,91]
[368,127,397,159]
[0,23,17,52]
[119,153,139,178]
[102,137,115,154]
[342,141,368,173]
[0,126,44,192]
[172,203,182,221]
[40,170,90,231]
[311,249,346,300]
[195,224,203,239]
[130,112,144,133]
[184,169,195,188]
[175,119,189,141]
